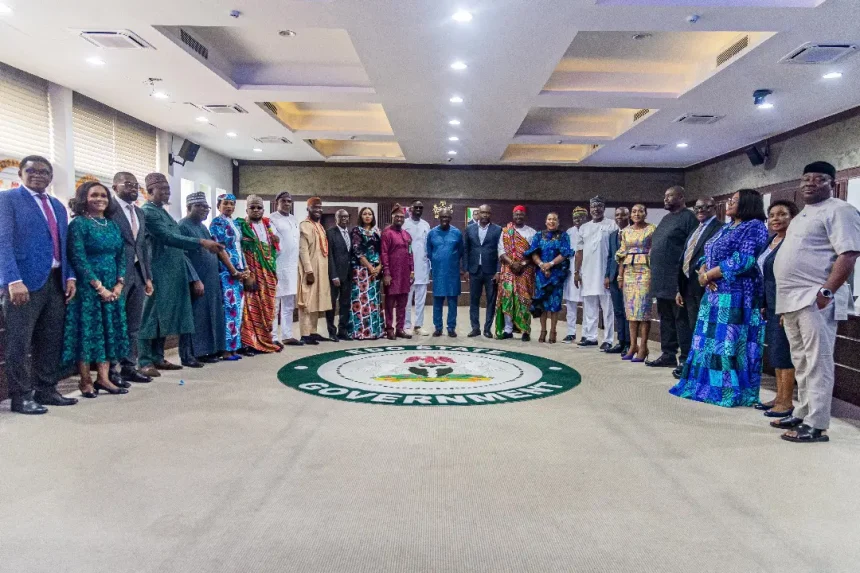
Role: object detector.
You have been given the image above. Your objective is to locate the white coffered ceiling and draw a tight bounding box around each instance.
[0,0,859,167]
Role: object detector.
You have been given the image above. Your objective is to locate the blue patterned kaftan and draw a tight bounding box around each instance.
[524,230,572,315]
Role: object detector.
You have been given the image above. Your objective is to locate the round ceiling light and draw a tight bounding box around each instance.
[823,72,843,79]
[449,96,464,103]
[452,11,473,22]
[0,4,13,14]
[196,116,209,122]
[448,136,459,141]
[86,57,105,66]
[152,91,169,100]
[448,150,458,155]
[253,148,263,153]
[226,132,237,138]
[676,142,689,148]
[450,61,467,70]
[448,119,461,126]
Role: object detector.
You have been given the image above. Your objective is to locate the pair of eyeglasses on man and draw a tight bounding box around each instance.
[24,168,52,177]
[693,205,714,212]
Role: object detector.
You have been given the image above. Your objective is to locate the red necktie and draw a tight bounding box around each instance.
[37,193,61,262]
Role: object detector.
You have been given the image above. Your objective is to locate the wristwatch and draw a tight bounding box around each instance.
[819,287,833,299]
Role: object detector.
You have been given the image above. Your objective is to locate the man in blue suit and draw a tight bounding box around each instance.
[0,156,78,414]
[604,207,630,355]
[462,204,502,338]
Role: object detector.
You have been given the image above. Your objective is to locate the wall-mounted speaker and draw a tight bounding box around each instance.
[745,141,769,166]
[178,140,201,163]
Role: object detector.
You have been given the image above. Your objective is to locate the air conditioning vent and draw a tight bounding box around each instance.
[180,29,209,60]
[629,144,664,152]
[77,30,153,49]
[780,42,859,64]
[254,136,292,145]
[717,35,749,67]
[200,104,247,114]
[263,102,279,115]
[673,113,724,125]
[633,108,651,122]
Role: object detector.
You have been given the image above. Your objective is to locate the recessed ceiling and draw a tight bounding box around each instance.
[0,0,858,167]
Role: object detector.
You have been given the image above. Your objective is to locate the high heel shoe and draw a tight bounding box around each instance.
[621,352,635,361]
[549,330,557,344]
[631,352,649,363]
[538,331,547,343]
[79,380,97,399]
[94,380,129,395]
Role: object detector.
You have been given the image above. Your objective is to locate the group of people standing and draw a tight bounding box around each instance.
[2,156,858,444]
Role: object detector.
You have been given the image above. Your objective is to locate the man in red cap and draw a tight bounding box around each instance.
[494,205,536,340]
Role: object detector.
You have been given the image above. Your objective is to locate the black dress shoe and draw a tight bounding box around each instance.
[33,390,78,407]
[310,333,327,342]
[328,335,339,342]
[484,330,493,339]
[645,354,678,368]
[121,369,152,383]
[301,336,319,346]
[11,398,48,415]
[498,332,513,340]
[200,356,220,364]
[672,366,683,380]
[521,333,530,342]
[283,338,305,346]
[337,333,351,341]
[447,329,457,338]
[577,339,598,347]
[467,329,481,337]
[154,360,183,370]
[432,330,443,337]
[110,371,132,389]
[181,359,204,368]
[599,342,612,351]
[605,343,625,354]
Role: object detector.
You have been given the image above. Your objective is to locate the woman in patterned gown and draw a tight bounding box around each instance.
[616,204,657,362]
[348,207,384,340]
[670,189,769,407]
[525,212,573,343]
[62,181,129,398]
[209,194,250,361]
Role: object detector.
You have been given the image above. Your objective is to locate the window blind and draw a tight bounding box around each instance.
[0,61,51,160]
[72,93,156,185]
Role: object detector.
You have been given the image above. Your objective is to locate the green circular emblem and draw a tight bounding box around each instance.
[278,345,581,407]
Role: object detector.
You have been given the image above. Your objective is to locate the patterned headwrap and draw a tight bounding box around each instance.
[572,206,588,216]
[391,203,405,216]
[246,194,264,206]
[186,191,208,206]
[513,205,526,213]
[589,195,606,207]
[217,193,237,202]
[144,172,168,189]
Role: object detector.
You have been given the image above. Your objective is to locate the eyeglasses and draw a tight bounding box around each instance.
[24,168,51,177]
[693,205,714,212]
[119,181,139,189]
[726,197,739,206]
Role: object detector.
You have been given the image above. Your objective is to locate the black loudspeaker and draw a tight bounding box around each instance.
[745,143,767,166]
[178,140,201,163]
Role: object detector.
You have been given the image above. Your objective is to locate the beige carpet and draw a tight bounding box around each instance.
[2,308,860,573]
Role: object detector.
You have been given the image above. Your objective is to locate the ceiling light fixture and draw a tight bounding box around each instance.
[279,29,297,37]
[253,148,263,153]
[452,11,473,23]
[448,119,461,126]
[448,150,458,155]
[0,3,12,14]
[196,116,209,122]
[753,88,773,109]
[86,57,105,66]
[676,142,689,148]
[450,61,467,70]
[152,91,169,100]
[449,96,463,104]
[226,132,237,138]
[448,136,459,141]
[823,72,843,79]
[632,33,652,40]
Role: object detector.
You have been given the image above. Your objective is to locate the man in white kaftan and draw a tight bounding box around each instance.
[269,191,301,345]
[574,196,616,349]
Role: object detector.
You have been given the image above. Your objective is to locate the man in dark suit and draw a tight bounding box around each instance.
[326,209,352,341]
[604,207,630,354]
[462,204,502,338]
[0,156,78,414]
[673,196,721,378]
[107,172,154,384]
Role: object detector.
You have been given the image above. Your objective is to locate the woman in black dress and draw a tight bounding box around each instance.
[756,200,799,418]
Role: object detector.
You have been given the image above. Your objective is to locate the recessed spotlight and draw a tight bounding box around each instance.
[0,3,13,14]
[226,132,237,138]
[448,119,461,126]
[196,116,209,122]
[632,33,652,40]
[448,136,459,141]
[753,89,773,108]
[448,150,458,155]
[86,57,105,67]
[152,91,169,100]
[823,72,843,79]
[452,10,473,23]
[758,102,774,110]
[279,29,297,37]
[450,61,467,70]
[676,142,689,148]
[253,148,263,153]
[449,96,463,104]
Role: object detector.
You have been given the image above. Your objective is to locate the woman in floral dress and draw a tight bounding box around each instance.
[616,204,657,362]
[348,207,384,340]
[525,212,573,343]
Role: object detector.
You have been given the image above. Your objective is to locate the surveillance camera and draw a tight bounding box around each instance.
[232,159,239,167]
[686,14,700,24]
[229,10,241,18]
[446,157,454,163]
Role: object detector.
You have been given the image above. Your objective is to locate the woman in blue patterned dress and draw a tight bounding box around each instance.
[62,182,129,397]
[209,194,250,361]
[348,207,384,340]
[526,212,573,343]
[670,189,769,407]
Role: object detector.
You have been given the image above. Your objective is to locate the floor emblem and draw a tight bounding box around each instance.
[278,345,581,406]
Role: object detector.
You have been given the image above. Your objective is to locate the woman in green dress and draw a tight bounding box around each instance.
[63,181,129,398]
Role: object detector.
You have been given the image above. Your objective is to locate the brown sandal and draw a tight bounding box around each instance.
[549,330,557,344]
[538,331,547,343]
